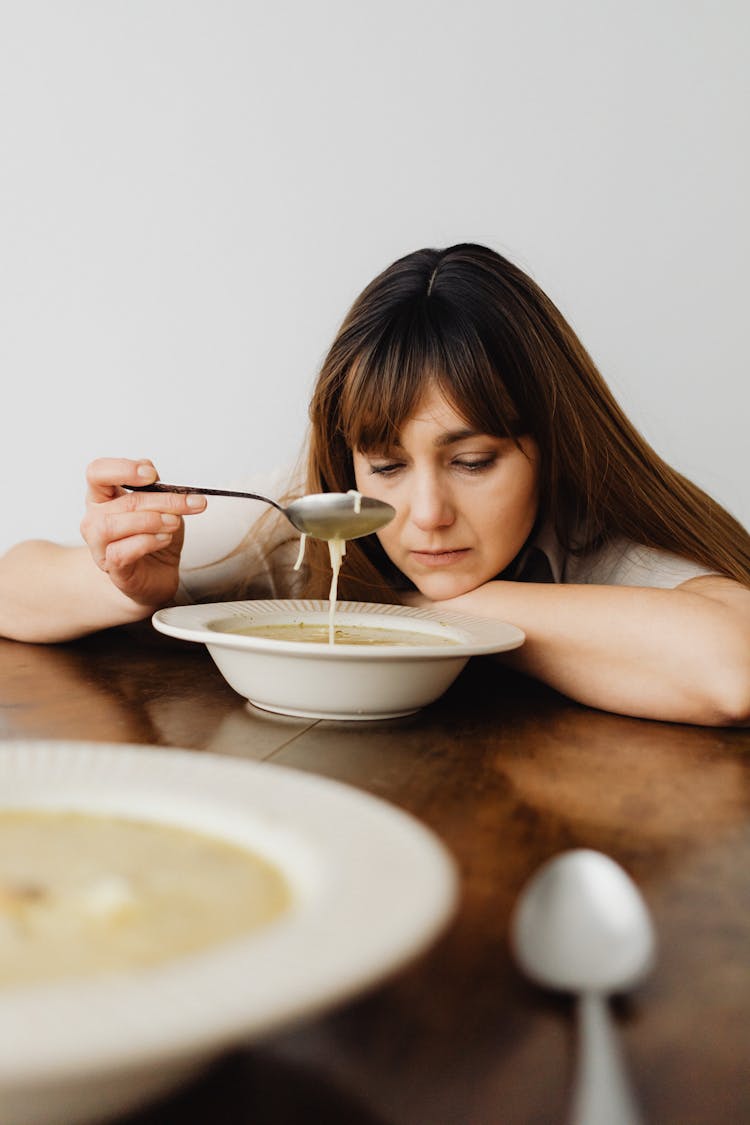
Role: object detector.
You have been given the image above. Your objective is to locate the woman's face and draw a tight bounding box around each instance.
[352,386,540,601]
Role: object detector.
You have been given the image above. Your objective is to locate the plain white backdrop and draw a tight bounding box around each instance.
[1,0,747,552]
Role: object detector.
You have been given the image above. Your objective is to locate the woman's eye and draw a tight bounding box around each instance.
[453,457,495,472]
[369,462,404,476]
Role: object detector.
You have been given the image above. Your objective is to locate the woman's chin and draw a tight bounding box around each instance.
[411,576,483,605]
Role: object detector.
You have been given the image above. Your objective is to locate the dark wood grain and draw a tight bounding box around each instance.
[1,628,748,1124]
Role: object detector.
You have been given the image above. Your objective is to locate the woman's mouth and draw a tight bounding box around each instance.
[409,549,470,567]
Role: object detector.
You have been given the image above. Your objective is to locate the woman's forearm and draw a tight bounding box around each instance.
[0,541,153,643]
[432,576,750,726]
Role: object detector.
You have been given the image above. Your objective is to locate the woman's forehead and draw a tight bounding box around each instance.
[350,381,472,450]
[352,382,523,452]
[388,389,480,445]
[399,385,471,428]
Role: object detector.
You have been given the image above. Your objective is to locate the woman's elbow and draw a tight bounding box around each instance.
[698,655,750,727]
[713,679,750,727]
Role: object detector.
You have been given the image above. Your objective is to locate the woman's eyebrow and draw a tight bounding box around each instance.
[362,428,490,454]
[434,428,484,447]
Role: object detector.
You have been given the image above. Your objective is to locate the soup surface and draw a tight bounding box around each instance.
[228,622,460,646]
[0,810,290,986]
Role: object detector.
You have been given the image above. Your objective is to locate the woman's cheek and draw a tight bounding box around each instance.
[377,533,402,569]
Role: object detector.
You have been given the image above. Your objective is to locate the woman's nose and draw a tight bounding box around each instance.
[409,476,455,531]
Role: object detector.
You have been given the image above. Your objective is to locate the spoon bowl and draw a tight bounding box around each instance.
[284,492,395,540]
[510,849,656,1125]
[511,849,656,993]
[125,484,395,541]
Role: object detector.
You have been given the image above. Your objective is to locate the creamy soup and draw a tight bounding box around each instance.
[327,538,346,644]
[229,622,458,646]
[290,491,365,644]
[0,810,290,987]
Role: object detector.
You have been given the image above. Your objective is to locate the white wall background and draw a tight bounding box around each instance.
[1,0,747,553]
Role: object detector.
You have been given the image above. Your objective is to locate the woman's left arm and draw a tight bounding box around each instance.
[423,575,750,726]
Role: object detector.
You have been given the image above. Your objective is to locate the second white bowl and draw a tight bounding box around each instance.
[152,599,525,720]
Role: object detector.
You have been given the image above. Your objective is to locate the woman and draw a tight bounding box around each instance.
[2,243,749,725]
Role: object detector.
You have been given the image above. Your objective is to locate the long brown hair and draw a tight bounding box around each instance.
[299,242,749,598]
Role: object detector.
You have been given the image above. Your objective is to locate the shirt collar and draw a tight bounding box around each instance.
[504,518,564,584]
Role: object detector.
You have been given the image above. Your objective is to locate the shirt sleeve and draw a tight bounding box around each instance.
[177,466,301,602]
[564,539,719,589]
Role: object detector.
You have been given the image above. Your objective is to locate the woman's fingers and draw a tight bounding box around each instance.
[100,530,177,574]
[77,457,208,606]
[81,508,182,570]
[81,458,206,573]
[84,460,207,517]
[85,458,158,502]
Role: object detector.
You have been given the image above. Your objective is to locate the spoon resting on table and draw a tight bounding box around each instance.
[125,483,395,541]
[510,849,656,1125]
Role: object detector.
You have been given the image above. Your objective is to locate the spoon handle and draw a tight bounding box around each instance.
[124,483,284,513]
[571,993,645,1125]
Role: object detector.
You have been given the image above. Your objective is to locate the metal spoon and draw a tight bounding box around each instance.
[125,483,395,541]
[510,849,656,1125]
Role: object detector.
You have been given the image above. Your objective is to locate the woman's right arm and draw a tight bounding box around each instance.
[0,458,207,643]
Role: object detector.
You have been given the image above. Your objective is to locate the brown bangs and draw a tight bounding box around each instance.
[337,305,525,453]
[338,352,434,453]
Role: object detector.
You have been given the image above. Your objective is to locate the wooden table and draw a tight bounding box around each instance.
[2,626,749,1125]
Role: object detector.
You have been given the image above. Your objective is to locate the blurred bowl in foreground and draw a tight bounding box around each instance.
[0,740,458,1125]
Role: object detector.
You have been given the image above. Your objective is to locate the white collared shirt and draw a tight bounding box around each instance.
[516,520,717,588]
